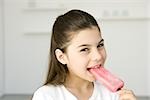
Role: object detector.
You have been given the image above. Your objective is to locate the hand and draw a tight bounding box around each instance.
[118,89,136,100]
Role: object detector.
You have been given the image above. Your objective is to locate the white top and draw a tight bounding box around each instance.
[32,82,119,100]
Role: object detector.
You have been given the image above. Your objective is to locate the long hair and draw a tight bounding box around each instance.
[44,9,100,85]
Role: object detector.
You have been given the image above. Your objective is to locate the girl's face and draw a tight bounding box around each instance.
[64,26,107,82]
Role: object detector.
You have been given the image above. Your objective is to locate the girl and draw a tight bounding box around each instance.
[32,9,136,100]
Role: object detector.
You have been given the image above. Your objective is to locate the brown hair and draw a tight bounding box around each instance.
[44,9,101,85]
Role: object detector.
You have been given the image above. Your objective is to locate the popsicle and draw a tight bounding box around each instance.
[89,67,124,92]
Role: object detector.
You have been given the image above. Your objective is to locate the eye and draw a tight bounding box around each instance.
[80,48,89,52]
[97,43,104,48]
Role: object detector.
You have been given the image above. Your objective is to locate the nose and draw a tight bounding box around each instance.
[91,49,102,62]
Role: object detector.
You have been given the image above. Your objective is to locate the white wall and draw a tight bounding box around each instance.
[3,0,150,96]
[147,0,150,96]
[4,0,51,94]
[0,0,4,97]
[102,19,149,96]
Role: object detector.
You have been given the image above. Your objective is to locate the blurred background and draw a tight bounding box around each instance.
[0,0,150,100]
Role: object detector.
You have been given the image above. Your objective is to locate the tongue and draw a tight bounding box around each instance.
[89,67,124,92]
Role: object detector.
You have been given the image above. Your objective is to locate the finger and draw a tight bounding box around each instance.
[118,89,134,95]
[119,93,136,100]
[118,89,136,100]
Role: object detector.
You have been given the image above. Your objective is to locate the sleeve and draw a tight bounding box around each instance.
[32,90,54,100]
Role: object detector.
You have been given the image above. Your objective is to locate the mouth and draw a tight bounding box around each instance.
[87,64,102,71]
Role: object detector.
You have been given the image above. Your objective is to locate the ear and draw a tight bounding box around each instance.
[55,49,67,65]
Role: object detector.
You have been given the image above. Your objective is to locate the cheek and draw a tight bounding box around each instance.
[102,48,107,61]
[67,53,89,69]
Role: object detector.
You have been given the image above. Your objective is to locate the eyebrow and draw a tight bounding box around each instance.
[99,39,104,43]
[78,39,104,48]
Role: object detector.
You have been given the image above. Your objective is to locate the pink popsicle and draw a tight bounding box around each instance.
[89,67,124,92]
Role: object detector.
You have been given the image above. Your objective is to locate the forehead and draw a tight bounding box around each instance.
[69,27,102,46]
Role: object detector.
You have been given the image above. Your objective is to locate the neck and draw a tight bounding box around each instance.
[64,73,94,99]
[64,73,93,90]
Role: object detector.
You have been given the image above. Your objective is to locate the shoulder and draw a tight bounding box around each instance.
[32,85,63,100]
